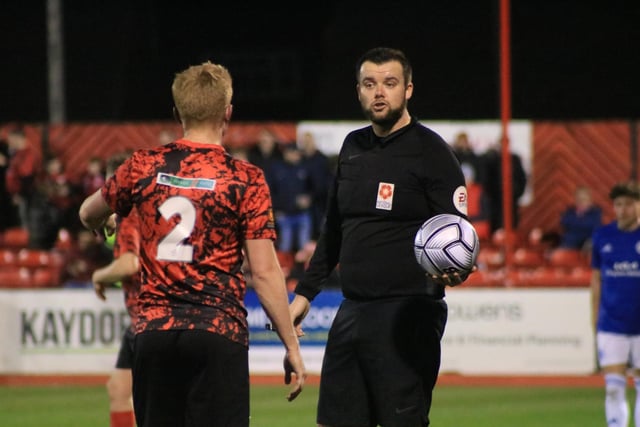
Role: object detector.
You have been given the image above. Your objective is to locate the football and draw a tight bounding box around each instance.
[414,213,480,276]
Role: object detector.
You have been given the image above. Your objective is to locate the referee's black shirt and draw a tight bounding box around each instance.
[295,118,467,302]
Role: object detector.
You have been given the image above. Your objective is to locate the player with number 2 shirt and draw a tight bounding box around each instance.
[79,61,305,427]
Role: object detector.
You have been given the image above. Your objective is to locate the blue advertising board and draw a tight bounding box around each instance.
[245,289,342,346]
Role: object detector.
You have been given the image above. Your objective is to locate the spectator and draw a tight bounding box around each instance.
[27,156,74,249]
[41,156,77,230]
[0,138,18,230]
[461,163,491,241]
[299,131,333,239]
[270,142,314,254]
[5,127,42,228]
[247,128,283,189]
[559,185,602,251]
[451,131,485,186]
[80,157,106,200]
[482,144,527,232]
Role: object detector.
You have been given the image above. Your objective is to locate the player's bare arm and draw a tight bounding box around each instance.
[91,252,140,301]
[79,189,113,231]
[244,239,307,401]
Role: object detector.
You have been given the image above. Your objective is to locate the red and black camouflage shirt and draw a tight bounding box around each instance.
[113,209,141,330]
[102,139,276,347]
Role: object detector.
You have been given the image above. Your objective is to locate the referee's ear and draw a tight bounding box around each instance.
[172,106,181,123]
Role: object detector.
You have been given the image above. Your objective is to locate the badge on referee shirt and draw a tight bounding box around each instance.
[376,182,394,210]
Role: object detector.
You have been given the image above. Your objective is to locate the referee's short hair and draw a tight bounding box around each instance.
[609,181,640,200]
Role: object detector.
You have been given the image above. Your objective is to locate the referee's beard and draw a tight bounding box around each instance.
[363,100,407,132]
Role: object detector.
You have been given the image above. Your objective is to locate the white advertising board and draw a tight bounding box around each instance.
[0,289,127,374]
[441,287,596,374]
[0,288,595,375]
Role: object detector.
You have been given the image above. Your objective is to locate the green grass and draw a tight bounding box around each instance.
[431,386,608,427]
[0,383,617,426]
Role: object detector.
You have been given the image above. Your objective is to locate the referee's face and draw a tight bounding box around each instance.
[357,60,413,126]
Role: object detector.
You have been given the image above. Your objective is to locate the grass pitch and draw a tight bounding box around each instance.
[0,383,612,426]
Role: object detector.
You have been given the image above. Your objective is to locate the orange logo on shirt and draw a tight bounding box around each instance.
[379,184,393,199]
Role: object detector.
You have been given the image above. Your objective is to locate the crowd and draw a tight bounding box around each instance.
[0,125,337,290]
[1,124,612,291]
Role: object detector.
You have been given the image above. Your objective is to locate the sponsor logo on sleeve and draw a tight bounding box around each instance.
[454,185,468,215]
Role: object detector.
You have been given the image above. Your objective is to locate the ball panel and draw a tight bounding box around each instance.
[425,224,460,248]
[414,213,480,276]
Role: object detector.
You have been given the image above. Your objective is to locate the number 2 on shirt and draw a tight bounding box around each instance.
[157,196,195,262]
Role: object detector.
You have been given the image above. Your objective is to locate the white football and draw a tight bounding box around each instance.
[414,213,480,276]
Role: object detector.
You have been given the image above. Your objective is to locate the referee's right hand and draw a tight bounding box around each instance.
[289,295,311,337]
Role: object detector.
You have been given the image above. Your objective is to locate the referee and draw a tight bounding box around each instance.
[290,47,471,427]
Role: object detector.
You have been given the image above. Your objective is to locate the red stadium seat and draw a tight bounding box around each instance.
[2,227,29,249]
[461,268,507,287]
[32,267,62,288]
[0,249,17,267]
[564,267,592,287]
[54,228,74,251]
[471,220,491,243]
[0,266,32,288]
[548,248,587,269]
[509,267,565,287]
[491,228,520,247]
[513,247,545,269]
[476,246,505,270]
[17,249,53,268]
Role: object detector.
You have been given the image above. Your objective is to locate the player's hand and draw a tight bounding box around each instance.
[429,265,477,287]
[283,348,306,402]
[91,267,109,300]
[93,281,107,301]
[289,295,311,337]
[103,213,117,236]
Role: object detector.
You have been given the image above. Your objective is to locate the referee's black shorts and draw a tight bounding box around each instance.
[317,295,447,427]
[132,329,249,427]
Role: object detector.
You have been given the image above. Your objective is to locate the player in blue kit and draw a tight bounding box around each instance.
[591,181,640,427]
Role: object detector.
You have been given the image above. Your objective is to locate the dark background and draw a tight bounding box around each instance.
[2,1,639,123]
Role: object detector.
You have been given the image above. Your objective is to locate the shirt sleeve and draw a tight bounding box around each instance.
[240,168,277,241]
[101,152,139,218]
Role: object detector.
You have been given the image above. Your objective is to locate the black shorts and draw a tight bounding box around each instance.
[115,328,135,369]
[317,296,447,427]
[132,329,249,427]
